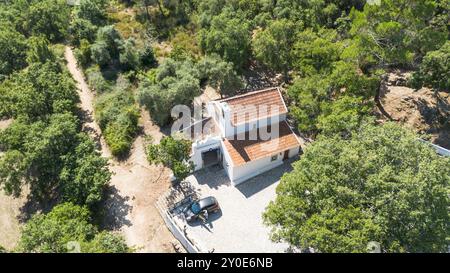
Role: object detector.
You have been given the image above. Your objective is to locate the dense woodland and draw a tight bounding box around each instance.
[0,0,449,253]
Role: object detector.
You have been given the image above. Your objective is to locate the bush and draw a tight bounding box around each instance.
[69,18,98,46]
[147,136,194,181]
[137,58,201,126]
[0,24,27,77]
[23,0,71,42]
[90,40,111,67]
[74,39,92,68]
[412,41,450,91]
[18,203,130,253]
[95,89,139,157]
[119,38,140,71]
[139,44,157,68]
[85,66,112,93]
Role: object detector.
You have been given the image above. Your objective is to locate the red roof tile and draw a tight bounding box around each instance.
[223,121,300,166]
[219,88,288,126]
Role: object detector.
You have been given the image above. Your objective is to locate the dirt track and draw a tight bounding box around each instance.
[65,47,176,252]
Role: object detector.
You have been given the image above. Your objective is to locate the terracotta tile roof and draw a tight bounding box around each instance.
[219,87,288,126]
[223,121,300,166]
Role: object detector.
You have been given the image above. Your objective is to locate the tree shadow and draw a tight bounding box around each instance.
[236,159,295,198]
[100,185,133,230]
[17,193,57,223]
[241,61,282,93]
[413,98,440,126]
[193,165,231,190]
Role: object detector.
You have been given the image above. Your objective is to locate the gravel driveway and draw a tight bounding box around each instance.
[177,160,295,252]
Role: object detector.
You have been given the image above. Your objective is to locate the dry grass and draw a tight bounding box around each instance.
[0,190,28,251]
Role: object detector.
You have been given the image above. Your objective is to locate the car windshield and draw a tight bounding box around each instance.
[190,202,201,214]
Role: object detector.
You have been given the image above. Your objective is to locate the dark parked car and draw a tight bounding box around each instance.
[183,196,220,222]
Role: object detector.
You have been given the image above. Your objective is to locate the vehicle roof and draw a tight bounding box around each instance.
[198,196,216,208]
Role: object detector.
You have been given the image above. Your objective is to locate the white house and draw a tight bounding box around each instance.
[184,87,302,185]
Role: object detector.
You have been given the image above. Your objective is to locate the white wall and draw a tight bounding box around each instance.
[190,137,222,171]
[206,102,226,137]
[288,146,300,158]
[231,152,283,185]
[207,101,287,139]
[230,146,300,185]
[220,141,234,179]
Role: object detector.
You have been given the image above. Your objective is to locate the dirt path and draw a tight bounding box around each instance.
[64,47,176,252]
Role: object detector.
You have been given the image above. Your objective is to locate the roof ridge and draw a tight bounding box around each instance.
[217,87,280,103]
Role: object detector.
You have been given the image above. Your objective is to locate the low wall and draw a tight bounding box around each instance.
[418,139,450,157]
[155,194,202,253]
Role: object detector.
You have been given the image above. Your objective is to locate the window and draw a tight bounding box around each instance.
[271,154,278,162]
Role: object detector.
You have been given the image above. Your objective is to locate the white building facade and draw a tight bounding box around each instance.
[186,87,302,185]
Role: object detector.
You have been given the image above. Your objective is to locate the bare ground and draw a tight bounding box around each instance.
[65,47,177,252]
[377,71,450,149]
[0,119,25,250]
[0,189,28,250]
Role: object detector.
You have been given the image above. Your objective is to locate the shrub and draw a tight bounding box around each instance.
[85,66,112,93]
[26,36,56,65]
[74,39,92,68]
[0,24,27,77]
[137,58,201,126]
[412,41,450,91]
[95,90,139,157]
[69,18,98,46]
[119,38,140,71]
[90,40,111,67]
[146,136,194,181]
[139,44,157,68]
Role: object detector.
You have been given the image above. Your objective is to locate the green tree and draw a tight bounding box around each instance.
[18,203,130,253]
[69,18,98,46]
[288,62,378,137]
[0,114,111,206]
[252,19,296,81]
[74,39,92,68]
[146,136,194,181]
[0,24,27,77]
[75,0,107,26]
[59,134,111,208]
[26,36,55,65]
[197,54,244,98]
[346,0,448,69]
[82,231,131,253]
[95,89,140,157]
[198,11,251,69]
[412,41,450,91]
[120,38,140,71]
[23,0,71,42]
[0,62,78,120]
[19,203,96,253]
[264,123,450,252]
[293,29,342,76]
[137,58,201,125]
[139,43,157,68]
[90,40,112,67]
[317,95,373,137]
[95,25,123,59]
